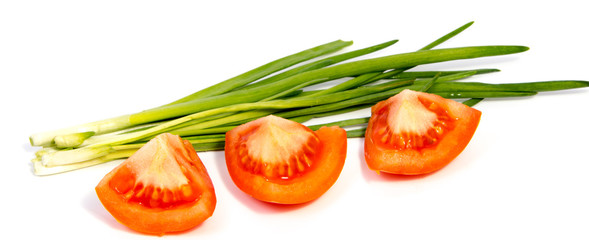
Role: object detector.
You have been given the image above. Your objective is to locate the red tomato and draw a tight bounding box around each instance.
[364,89,481,175]
[95,133,216,235]
[225,115,347,204]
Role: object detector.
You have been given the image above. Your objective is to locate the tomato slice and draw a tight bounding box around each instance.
[95,133,216,235]
[225,115,347,204]
[364,89,482,175]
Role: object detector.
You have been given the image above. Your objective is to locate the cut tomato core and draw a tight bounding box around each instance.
[236,115,321,181]
[373,90,457,151]
[108,135,202,209]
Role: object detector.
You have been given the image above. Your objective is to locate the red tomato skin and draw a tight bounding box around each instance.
[95,135,216,235]
[225,125,347,205]
[364,91,482,175]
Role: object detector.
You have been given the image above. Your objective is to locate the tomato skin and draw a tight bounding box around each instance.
[95,133,216,235]
[225,116,347,204]
[364,90,482,175]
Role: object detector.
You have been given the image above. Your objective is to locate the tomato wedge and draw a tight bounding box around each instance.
[225,115,347,204]
[95,133,216,235]
[364,89,481,175]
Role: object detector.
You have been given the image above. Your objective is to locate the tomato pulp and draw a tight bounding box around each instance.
[225,115,347,204]
[364,89,482,175]
[95,133,216,235]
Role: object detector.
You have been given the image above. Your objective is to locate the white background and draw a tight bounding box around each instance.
[2,0,588,239]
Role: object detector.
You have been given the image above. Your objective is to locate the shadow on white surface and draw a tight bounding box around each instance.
[81,189,133,234]
[22,142,41,175]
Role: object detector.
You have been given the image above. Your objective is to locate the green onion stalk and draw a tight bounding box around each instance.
[29,21,589,176]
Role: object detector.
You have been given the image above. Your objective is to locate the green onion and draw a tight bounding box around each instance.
[126,45,528,126]
[462,98,485,107]
[430,80,589,92]
[237,39,400,91]
[28,40,354,147]
[53,131,95,148]
[391,69,500,79]
[420,72,442,92]
[166,40,354,104]
[28,21,589,176]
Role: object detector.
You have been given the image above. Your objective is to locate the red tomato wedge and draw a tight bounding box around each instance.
[95,133,216,235]
[225,115,347,204]
[364,89,481,175]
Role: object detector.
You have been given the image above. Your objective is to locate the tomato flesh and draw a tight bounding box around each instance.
[236,115,320,181]
[225,115,347,204]
[95,133,216,235]
[365,89,481,175]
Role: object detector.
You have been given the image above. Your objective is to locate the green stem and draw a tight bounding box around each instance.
[462,98,485,107]
[306,72,383,97]
[421,21,474,50]
[346,128,367,138]
[392,69,499,79]
[238,39,399,91]
[358,21,477,85]
[434,91,537,98]
[427,80,589,93]
[137,79,414,141]
[167,40,353,105]
[420,72,442,92]
[276,80,414,119]
[307,117,370,131]
[28,40,353,147]
[129,45,529,126]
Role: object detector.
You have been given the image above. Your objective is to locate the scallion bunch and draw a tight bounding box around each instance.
[29,22,589,175]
